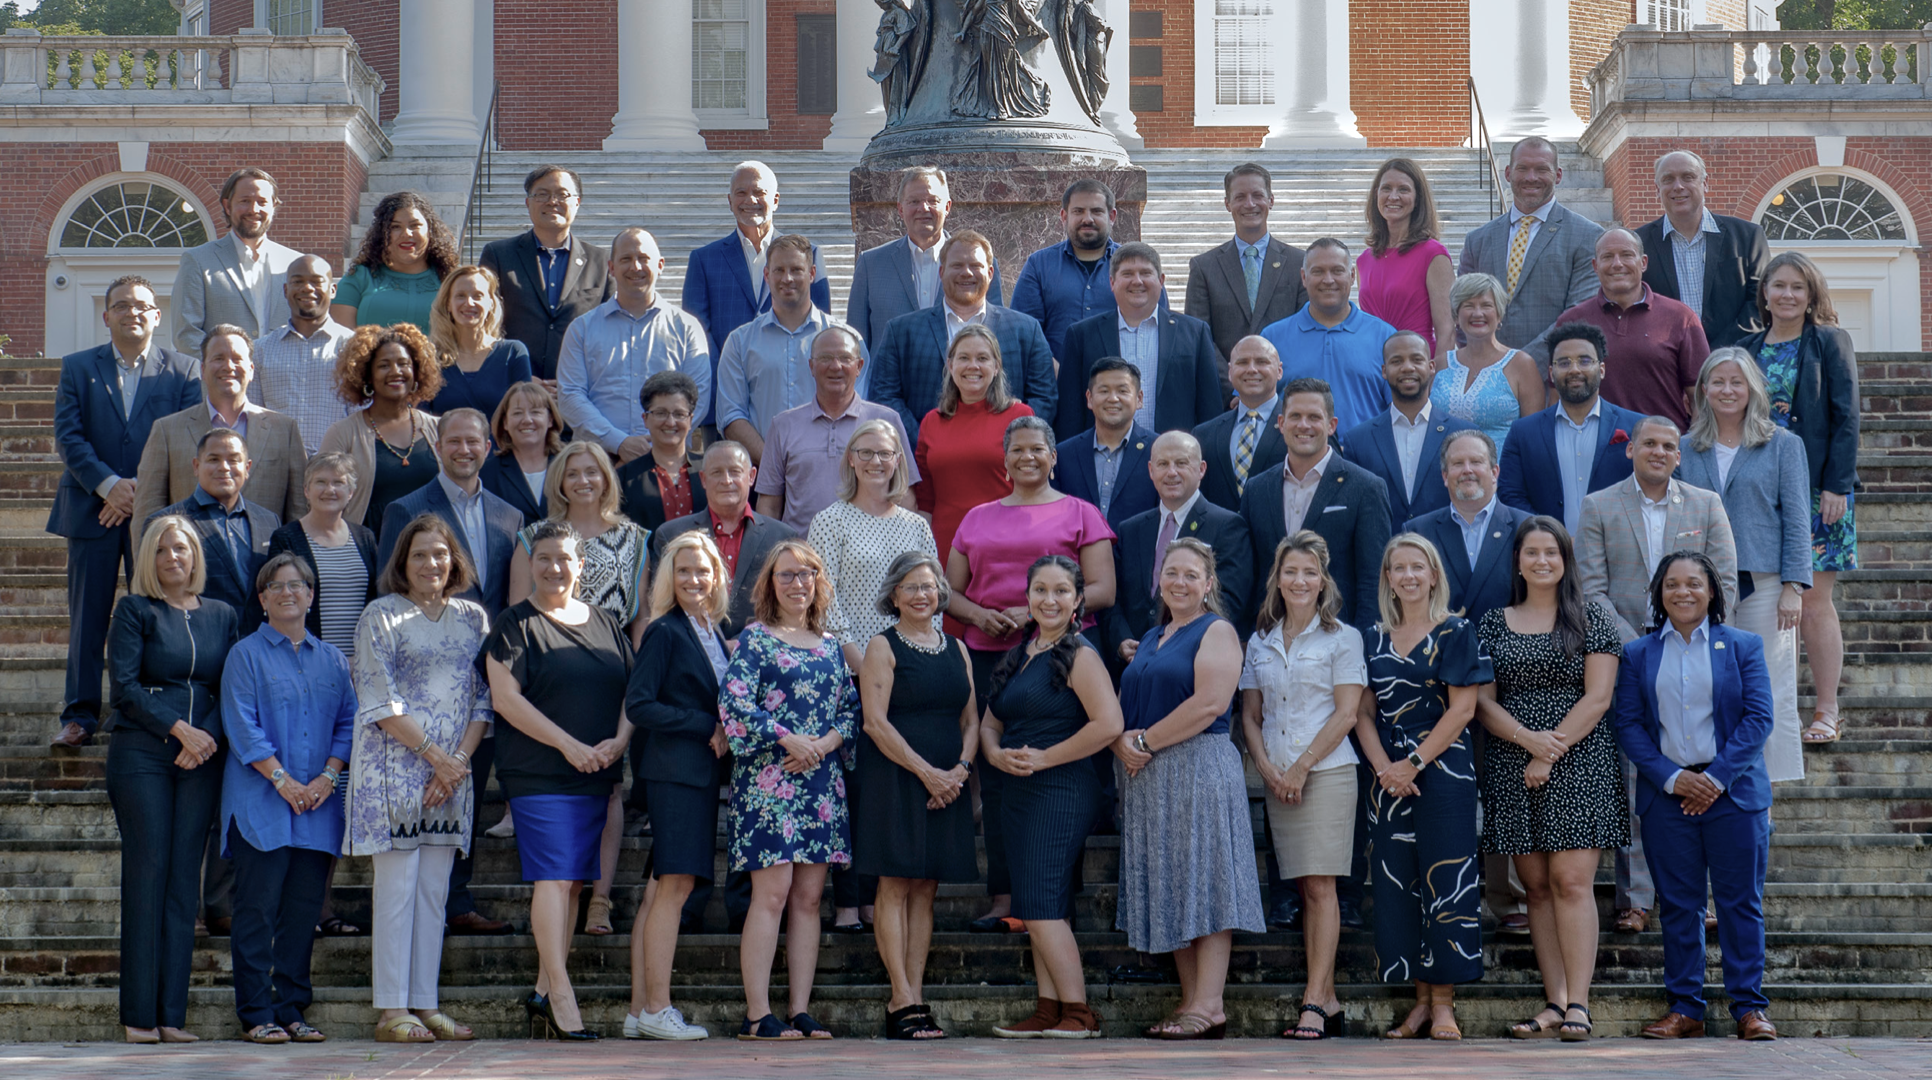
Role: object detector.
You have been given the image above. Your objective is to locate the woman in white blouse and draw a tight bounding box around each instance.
[1238,530,1366,1040]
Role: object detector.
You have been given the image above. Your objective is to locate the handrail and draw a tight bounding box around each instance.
[1466,78,1506,219]
[460,80,501,265]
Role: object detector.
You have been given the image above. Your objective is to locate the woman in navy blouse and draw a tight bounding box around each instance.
[425,265,533,419]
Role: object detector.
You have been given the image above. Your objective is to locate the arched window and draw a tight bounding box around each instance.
[1760,173,1908,242]
[58,180,209,250]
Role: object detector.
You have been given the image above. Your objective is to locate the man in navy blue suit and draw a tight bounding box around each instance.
[49,275,200,748]
[376,408,523,622]
[846,166,1003,347]
[145,428,280,633]
[1343,330,1473,527]
[1054,357,1157,534]
[681,161,831,357]
[1194,335,1287,512]
[1616,551,1778,1041]
[1497,322,1645,535]
[1052,243,1223,442]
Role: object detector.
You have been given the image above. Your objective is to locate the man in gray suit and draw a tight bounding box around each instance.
[1457,138,1603,371]
[1185,162,1309,394]
[170,168,302,356]
[847,166,1003,349]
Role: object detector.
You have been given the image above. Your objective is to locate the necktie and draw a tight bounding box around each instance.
[1505,214,1538,296]
[1152,512,1180,595]
[1242,245,1261,309]
[1234,411,1261,489]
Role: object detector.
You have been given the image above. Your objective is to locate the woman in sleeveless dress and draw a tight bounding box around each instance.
[1433,273,1544,454]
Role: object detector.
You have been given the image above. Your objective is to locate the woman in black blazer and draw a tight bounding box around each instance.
[616,371,707,531]
[620,530,734,1041]
[265,453,380,655]
[1738,251,1860,743]
[107,516,241,1044]
[481,380,561,522]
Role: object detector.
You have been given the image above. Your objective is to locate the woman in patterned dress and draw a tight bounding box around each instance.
[721,539,860,1041]
[1432,273,1544,453]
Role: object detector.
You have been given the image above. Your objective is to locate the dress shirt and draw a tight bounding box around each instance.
[1091,428,1129,519]
[943,300,988,343]
[909,234,945,309]
[1260,304,1395,433]
[1552,398,1602,535]
[556,295,713,447]
[1281,449,1333,534]
[1668,208,1721,320]
[1556,287,1707,428]
[1637,476,1669,578]
[1013,238,1120,357]
[1507,197,1557,251]
[1238,618,1365,773]
[535,242,570,310]
[715,307,864,436]
[250,320,356,454]
[1117,309,1161,430]
[690,612,729,679]
[1238,233,1271,305]
[1154,490,1205,562]
[1452,496,1497,571]
[1228,395,1279,471]
[95,344,155,498]
[1655,617,1720,795]
[1389,400,1434,500]
[220,624,357,856]
[738,227,773,306]
[438,474,489,590]
[232,232,273,327]
[207,400,249,439]
[190,486,253,572]
[711,507,753,577]
[753,395,920,532]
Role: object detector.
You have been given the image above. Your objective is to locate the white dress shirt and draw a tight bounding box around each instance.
[1238,619,1365,773]
[943,300,988,343]
[738,227,773,305]
[1636,476,1670,578]
[1507,196,1558,251]
[908,233,944,309]
[232,232,272,326]
[1389,400,1434,500]
[1282,449,1333,535]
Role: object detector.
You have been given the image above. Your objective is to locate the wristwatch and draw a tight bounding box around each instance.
[1405,750,1426,770]
[957,758,974,775]
[269,767,288,789]
[1134,733,1152,755]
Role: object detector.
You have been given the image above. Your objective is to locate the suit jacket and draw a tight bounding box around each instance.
[870,303,1057,444]
[265,518,379,642]
[1054,425,1158,535]
[1614,621,1774,815]
[1496,400,1648,522]
[1404,500,1536,627]
[1193,403,1288,512]
[616,451,708,531]
[847,235,1004,349]
[1184,236,1310,389]
[1458,202,1604,361]
[169,235,302,355]
[1576,477,1739,643]
[626,612,730,787]
[147,494,279,632]
[49,344,202,540]
[1342,407,1475,528]
[1676,429,1813,586]
[131,401,307,528]
[1736,323,1860,495]
[681,232,833,355]
[650,510,799,639]
[1239,455,1392,631]
[479,229,615,381]
[1107,499,1255,659]
[1637,214,1771,350]
[478,451,548,524]
[1053,308,1225,441]
[375,479,524,620]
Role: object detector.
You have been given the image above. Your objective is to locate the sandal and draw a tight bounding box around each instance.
[1285,1002,1333,1040]
[911,1010,947,1039]
[1510,1001,1564,1039]
[286,1021,327,1043]
[244,1023,291,1045]
[1559,1003,1593,1042]
[738,1014,802,1041]
[374,1014,435,1043]
[584,895,614,936]
[885,1004,926,1041]
[419,1012,474,1041]
[1155,1012,1226,1040]
[316,916,363,937]
[1802,710,1841,744]
[1385,1005,1429,1040]
[788,1012,834,1039]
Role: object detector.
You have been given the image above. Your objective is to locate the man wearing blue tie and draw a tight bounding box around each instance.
[1615,550,1778,1041]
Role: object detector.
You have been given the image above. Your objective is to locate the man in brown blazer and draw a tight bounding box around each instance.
[1184,162,1309,395]
[133,324,306,528]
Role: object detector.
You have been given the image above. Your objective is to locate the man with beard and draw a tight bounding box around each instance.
[1012,179,1164,362]
[172,168,303,356]
[1342,330,1474,527]
[249,256,355,454]
[1497,322,1647,536]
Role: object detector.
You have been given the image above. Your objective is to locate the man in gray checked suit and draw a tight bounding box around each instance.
[847,165,1004,349]
[1185,162,1309,396]
[170,167,302,357]
[1458,137,1603,372]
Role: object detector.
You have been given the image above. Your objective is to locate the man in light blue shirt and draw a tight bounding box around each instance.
[1259,238,1395,433]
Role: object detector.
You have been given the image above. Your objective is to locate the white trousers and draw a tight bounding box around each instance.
[371,845,457,1010]
[1734,570,1805,782]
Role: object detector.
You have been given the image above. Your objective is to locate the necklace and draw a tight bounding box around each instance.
[368,412,416,466]
[895,626,946,655]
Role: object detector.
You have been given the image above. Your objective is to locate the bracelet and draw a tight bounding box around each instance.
[410,735,433,756]
[321,768,341,786]
[269,767,288,789]
[1133,732,1151,755]
[452,750,471,766]
[1515,724,1528,745]
[957,758,973,775]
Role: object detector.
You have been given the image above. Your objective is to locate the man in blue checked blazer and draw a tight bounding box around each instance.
[1343,330,1475,528]
[681,162,831,358]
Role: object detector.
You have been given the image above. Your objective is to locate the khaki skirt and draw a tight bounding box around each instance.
[1263,763,1357,880]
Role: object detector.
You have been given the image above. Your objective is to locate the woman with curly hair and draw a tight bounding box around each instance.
[332,191,459,332]
[318,323,445,528]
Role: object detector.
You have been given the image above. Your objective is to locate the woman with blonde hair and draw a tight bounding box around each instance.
[1433,272,1544,451]
[913,323,1036,562]
[1358,159,1455,362]
[426,264,533,418]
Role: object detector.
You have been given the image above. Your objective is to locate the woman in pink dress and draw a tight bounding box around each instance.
[1357,158,1455,364]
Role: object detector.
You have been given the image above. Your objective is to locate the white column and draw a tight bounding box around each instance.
[1094,0,1142,150]
[1471,0,1584,140]
[472,0,496,137]
[389,0,480,146]
[606,0,705,151]
[1263,0,1362,147]
[823,0,888,151]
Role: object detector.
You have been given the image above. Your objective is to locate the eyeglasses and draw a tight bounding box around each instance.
[262,580,312,595]
[851,448,899,463]
[1550,357,1601,373]
[898,582,939,596]
[646,408,693,423]
[109,301,158,315]
[775,568,819,585]
[527,190,579,205]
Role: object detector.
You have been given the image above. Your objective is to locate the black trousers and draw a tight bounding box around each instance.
[445,734,494,918]
[107,727,222,1028]
[228,823,332,1029]
[63,527,132,731]
[968,648,1011,897]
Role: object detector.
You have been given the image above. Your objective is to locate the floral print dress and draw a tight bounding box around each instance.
[1757,337,1859,571]
[720,622,860,871]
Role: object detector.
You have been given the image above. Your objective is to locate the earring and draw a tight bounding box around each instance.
[363,383,374,398]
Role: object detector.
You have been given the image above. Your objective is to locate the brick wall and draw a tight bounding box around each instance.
[495,0,617,149]
[330,1,400,126]
[1350,0,1468,145]
[1571,1,1634,123]
[207,0,249,34]
[1126,1,1268,148]
[702,0,836,150]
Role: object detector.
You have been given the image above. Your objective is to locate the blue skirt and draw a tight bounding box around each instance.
[508,794,605,883]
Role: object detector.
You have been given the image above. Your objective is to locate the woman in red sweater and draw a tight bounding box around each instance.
[913,325,1035,563]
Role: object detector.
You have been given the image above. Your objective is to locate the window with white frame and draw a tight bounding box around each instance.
[1644,0,1692,32]
[1214,0,1273,107]
[59,181,209,250]
[1761,174,1908,242]
[694,0,751,112]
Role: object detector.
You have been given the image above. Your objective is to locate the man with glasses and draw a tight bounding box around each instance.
[652,441,799,640]
[1498,322,1647,535]
[481,165,615,383]
[754,326,917,531]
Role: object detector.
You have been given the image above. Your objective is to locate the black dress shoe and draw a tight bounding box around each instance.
[1338,897,1365,930]
[1268,897,1303,931]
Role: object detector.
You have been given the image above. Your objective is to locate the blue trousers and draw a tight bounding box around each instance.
[1640,790,1771,1020]
[228,824,331,1029]
[63,528,132,731]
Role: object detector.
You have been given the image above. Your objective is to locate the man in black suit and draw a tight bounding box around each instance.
[1637,150,1770,350]
[376,408,524,622]
[1184,162,1310,392]
[480,164,614,381]
[1054,242,1223,441]
[1342,330,1475,527]
[1194,335,1287,512]
[1054,357,1158,534]
[1239,378,1391,632]
[651,441,799,640]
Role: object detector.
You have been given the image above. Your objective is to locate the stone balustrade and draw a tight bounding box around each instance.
[1589,23,1932,113]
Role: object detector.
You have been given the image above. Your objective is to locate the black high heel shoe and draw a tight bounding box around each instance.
[537,995,601,1041]
[523,991,548,1038]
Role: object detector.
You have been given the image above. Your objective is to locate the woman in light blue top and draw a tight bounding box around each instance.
[1432,273,1544,454]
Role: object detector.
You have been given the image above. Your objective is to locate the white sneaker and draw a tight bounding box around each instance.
[484,817,515,839]
[624,1006,709,1041]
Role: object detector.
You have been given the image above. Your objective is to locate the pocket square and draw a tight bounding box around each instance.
[1675,529,1704,538]
[1322,505,1345,514]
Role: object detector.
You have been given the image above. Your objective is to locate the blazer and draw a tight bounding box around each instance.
[1341,407,1475,527]
[169,234,302,355]
[1457,202,1604,357]
[1404,500,1537,626]
[147,494,280,632]
[375,478,524,620]
[681,232,833,355]
[1637,214,1771,350]
[1576,477,1740,643]
[627,612,730,787]
[870,302,1057,443]
[1614,621,1774,815]
[105,592,240,741]
[1496,400,1648,522]
[131,401,308,528]
[1193,403,1288,512]
[1183,235,1310,386]
[478,451,548,524]
[1052,308,1225,441]
[478,229,615,381]
[847,235,1005,348]
[1107,499,1255,658]
[265,518,380,642]
[1054,425,1159,535]
[1239,455,1393,630]
[1736,323,1860,495]
[49,344,202,540]
[651,509,799,638]
[617,451,708,532]
[1676,429,1814,586]
[316,409,441,527]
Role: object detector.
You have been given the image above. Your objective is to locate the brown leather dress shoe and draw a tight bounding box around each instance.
[50,722,92,749]
[1735,1010,1777,1040]
[446,911,510,934]
[205,915,232,936]
[1640,1012,1706,1039]
[1497,912,1531,936]
[1615,908,1650,933]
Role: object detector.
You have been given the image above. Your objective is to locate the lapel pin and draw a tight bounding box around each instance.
[1135,442,1144,450]
[1671,495,1683,505]
[1189,520,1199,532]
[1272,261,1281,268]
[1714,641,1725,650]
[1492,531,1503,539]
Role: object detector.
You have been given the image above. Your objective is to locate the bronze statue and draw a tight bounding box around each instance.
[870,0,933,125]
[1045,0,1111,124]
[951,0,1051,120]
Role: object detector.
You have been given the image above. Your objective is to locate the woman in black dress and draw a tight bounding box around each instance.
[317,323,443,530]
[982,555,1123,1040]
[482,519,635,1041]
[1476,517,1625,1041]
[854,552,979,1040]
